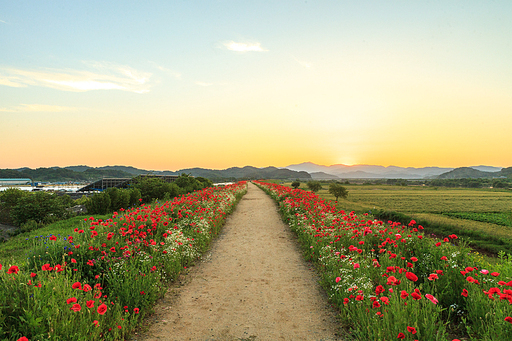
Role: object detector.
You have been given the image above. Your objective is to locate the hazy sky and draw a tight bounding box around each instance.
[1,1,511,170]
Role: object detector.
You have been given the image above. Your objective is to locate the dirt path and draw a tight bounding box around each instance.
[136,183,343,341]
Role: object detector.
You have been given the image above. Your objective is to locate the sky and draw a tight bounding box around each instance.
[1,0,511,171]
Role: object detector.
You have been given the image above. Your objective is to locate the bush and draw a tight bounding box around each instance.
[85,191,111,215]
[128,188,142,206]
[133,177,180,202]
[10,191,72,226]
[20,219,44,233]
[105,187,130,212]
[306,180,322,192]
[0,187,29,207]
[175,174,203,194]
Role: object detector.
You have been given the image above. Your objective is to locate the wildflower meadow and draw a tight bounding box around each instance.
[255,181,512,341]
[0,182,247,340]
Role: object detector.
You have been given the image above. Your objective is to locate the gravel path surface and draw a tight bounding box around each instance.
[137,182,343,341]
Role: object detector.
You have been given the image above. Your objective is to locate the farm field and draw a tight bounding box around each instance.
[278,181,512,255]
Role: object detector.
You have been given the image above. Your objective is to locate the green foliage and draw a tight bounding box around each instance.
[104,187,130,212]
[128,188,142,206]
[175,174,203,193]
[0,187,29,207]
[306,180,322,192]
[133,177,180,202]
[195,176,213,188]
[85,191,111,215]
[10,191,72,226]
[20,219,44,233]
[328,182,348,201]
[291,180,301,189]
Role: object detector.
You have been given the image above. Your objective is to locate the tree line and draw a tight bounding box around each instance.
[0,175,213,234]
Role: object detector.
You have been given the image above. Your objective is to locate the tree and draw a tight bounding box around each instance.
[291,180,301,189]
[133,177,180,202]
[307,180,322,193]
[329,183,349,201]
[11,191,71,226]
[85,191,111,215]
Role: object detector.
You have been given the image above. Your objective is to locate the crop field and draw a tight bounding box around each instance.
[279,181,512,255]
[256,181,512,341]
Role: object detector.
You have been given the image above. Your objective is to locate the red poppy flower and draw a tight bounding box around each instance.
[7,265,19,274]
[425,294,438,304]
[505,316,512,324]
[406,272,418,282]
[428,273,439,281]
[397,332,405,339]
[72,282,82,290]
[461,289,468,297]
[49,235,57,241]
[66,297,77,304]
[17,337,29,341]
[87,300,95,308]
[70,303,81,312]
[407,326,417,334]
[97,303,107,315]
[375,285,384,295]
[134,307,140,314]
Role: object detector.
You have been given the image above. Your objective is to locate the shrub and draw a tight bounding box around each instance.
[85,191,111,215]
[105,187,130,212]
[128,188,142,206]
[133,177,180,202]
[10,191,71,226]
[0,187,29,207]
[306,180,322,192]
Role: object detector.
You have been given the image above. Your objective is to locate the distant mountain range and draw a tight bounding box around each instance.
[1,163,510,183]
[283,162,505,179]
[437,166,512,179]
[1,165,311,182]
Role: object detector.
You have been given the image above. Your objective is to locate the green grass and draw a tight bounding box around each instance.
[0,214,111,265]
[443,212,512,227]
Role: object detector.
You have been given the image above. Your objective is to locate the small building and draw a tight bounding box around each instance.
[0,178,32,186]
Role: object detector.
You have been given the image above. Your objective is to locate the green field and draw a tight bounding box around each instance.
[280,181,512,254]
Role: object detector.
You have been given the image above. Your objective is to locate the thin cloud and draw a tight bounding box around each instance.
[223,41,268,52]
[0,104,77,112]
[149,61,181,79]
[0,20,6,24]
[293,57,311,68]
[0,62,152,93]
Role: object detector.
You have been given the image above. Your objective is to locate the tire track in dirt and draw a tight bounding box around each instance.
[136,182,343,341]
